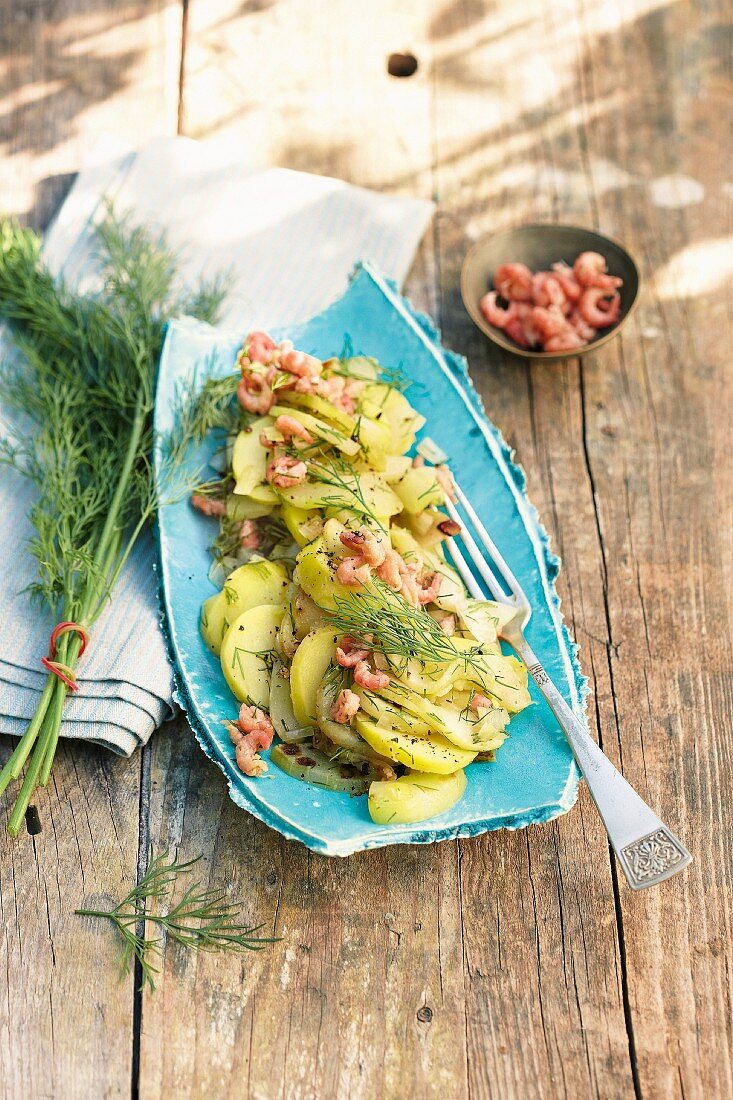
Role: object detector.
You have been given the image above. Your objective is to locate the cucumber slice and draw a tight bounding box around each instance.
[368,769,467,825]
[271,743,369,795]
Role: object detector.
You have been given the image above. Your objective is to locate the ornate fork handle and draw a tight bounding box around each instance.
[507,630,692,890]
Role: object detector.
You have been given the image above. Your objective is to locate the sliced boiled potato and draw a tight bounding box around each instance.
[384,455,412,484]
[393,467,444,514]
[368,769,467,825]
[293,536,356,609]
[289,628,341,725]
[200,592,230,656]
[355,715,476,774]
[220,603,285,707]
[224,560,290,622]
[231,418,273,496]
[281,501,313,547]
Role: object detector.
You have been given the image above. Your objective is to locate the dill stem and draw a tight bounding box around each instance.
[0,677,55,795]
[7,679,66,836]
[38,634,81,787]
[86,395,148,611]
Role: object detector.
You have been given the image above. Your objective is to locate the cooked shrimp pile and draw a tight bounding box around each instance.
[479,252,623,352]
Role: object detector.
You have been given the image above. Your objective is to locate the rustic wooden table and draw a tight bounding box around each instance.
[1,2,731,1097]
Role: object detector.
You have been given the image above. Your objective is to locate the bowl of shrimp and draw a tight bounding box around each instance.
[460,224,640,360]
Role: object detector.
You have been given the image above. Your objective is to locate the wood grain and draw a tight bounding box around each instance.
[1,0,732,1097]
[0,3,182,1098]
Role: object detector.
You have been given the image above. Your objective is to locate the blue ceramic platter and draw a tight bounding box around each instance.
[155,264,584,855]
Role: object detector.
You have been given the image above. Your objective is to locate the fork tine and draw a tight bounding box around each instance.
[444,498,508,603]
[444,537,485,600]
[451,479,526,602]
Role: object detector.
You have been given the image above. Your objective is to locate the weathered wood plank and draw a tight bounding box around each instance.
[576,2,733,1095]
[430,1,639,1096]
[0,3,182,1098]
[0,0,182,227]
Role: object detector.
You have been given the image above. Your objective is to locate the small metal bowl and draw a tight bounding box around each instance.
[461,223,641,361]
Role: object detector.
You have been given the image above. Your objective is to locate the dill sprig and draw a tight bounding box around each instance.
[324,579,483,672]
[75,850,277,992]
[0,209,230,835]
[305,454,387,531]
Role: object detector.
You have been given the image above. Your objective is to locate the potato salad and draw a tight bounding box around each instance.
[193,330,531,825]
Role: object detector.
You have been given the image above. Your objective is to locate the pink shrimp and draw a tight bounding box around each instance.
[530,305,570,342]
[532,272,566,310]
[578,287,621,328]
[237,702,274,736]
[237,374,274,415]
[544,329,586,352]
[573,252,623,291]
[239,519,260,550]
[471,693,494,714]
[336,556,373,587]
[266,452,307,488]
[353,660,390,691]
[551,262,582,301]
[330,688,361,724]
[480,291,515,329]
[339,527,387,568]
[245,330,278,365]
[417,572,442,605]
[190,492,226,517]
[274,414,314,445]
[503,315,532,348]
[376,547,404,590]
[225,703,275,777]
[280,348,322,380]
[567,306,597,342]
[336,636,371,668]
[493,262,533,302]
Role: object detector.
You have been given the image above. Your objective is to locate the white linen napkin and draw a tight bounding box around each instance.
[0,136,434,755]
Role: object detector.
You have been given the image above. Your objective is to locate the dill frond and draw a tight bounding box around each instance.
[75,849,277,992]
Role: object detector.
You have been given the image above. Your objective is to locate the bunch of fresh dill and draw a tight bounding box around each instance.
[0,210,231,836]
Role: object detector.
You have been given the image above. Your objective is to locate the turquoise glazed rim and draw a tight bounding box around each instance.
[154,263,585,855]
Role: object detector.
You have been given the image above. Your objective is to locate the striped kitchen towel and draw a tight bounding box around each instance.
[0,136,434,755]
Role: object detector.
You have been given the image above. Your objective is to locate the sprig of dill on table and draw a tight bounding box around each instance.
[0,208,232,836]
[75,850,277,991]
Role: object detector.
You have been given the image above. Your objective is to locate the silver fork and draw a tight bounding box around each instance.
[418,439,692,890]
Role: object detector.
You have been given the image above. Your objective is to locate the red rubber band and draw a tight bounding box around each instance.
[49,621,89,658]
[40,657,79,692]
[41,621,89,691]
